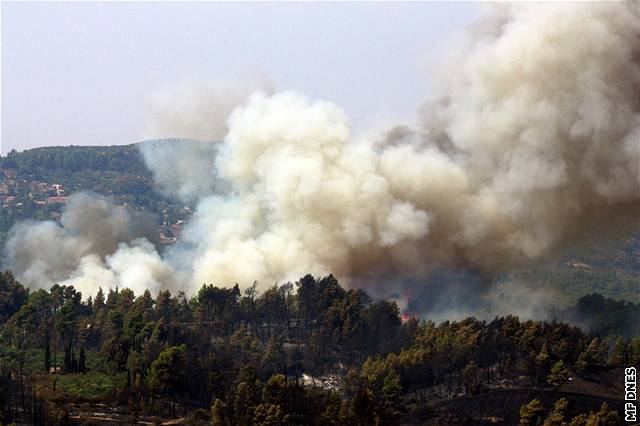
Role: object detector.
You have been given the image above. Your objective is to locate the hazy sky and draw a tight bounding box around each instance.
[1,2,478,154]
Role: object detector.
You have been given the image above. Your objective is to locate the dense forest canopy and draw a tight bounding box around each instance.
[0,271,636,424]
[0,145,149,175]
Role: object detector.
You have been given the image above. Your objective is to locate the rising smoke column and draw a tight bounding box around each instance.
[177,2,640,291]
[6,2,640,304]
[139,79,272,203]
[416,1,640,268]
[179,91,441,287]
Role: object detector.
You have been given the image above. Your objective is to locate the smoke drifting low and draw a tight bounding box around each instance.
[6,3,640,317]
[5,193,171,296]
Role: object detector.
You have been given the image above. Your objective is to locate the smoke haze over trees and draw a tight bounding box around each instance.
[2,3,639,310]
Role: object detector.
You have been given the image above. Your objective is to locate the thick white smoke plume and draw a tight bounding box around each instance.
[179,2,640,289]
[5,3,640,307]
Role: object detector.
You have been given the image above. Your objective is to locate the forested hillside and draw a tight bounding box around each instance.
[0,145,153,203]
[0,144,637,425]
[0,145,148,174]
[0,272,635,425]
[511,234,640,305]
[0,142,188,255]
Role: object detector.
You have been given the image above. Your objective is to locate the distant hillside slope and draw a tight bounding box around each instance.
[511,233,640,305]
[0,141,192,255]
[1,143,150,188]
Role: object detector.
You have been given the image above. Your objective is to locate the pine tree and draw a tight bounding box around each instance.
[609,337,627,366]
[252,403,288,425]
[319,392,343,425]
[211,399,227,426]
[576,338,606,372]
[95,287,105,310]
[579,402,618,426]
[520,399,545,426]
[547,360,570,390]
[383,370,402,399]
[593,402,618,425]
[543,398,569,426]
